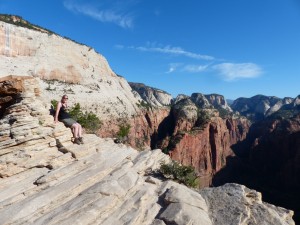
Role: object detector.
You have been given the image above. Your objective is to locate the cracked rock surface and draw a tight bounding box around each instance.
[0,76,295,225]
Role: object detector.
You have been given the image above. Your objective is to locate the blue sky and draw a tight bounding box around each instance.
[1,0,300,100]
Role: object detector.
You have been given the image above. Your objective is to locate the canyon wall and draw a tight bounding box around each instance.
[98,107,170,149]
[169,116,249,187]
[243,116,300,190]
[152,98,250,187]
[0,73,295,225]
[0,16,298,223]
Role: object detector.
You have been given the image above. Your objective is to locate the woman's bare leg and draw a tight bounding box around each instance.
[72,124,79,138]
[78,124,82,137]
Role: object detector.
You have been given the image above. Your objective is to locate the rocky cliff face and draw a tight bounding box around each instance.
[153,98,250,187]
[0,16,177,149]
[0,16,297,224]
[210,113,300,224]
[243,116,300,191]
[99,107,170,150]
[170,117,249,187]
[129,82,173,107]
[0,16,142,122]
[191,93,232,112]
[0,74,295,225]
[232,95,293,120]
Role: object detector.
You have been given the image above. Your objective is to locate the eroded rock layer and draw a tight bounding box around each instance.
[170,117,249,187]
[0,17,142,123]
[153,98,250,187]
[0,73,294,225]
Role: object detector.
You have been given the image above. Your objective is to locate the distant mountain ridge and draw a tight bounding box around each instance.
[231,95,294,121]
[173,93,232,112]
[0,15,298,224]
[129,82,172,107]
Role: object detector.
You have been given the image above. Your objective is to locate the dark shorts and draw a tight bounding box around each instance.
[60,118,77,128]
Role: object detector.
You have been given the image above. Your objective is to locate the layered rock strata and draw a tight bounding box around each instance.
[0,17,179,150]
[155,99,250,187]
[98,107,170,150]
[0,17,141,122]
[170,117,249,187]
[0,76,295,225]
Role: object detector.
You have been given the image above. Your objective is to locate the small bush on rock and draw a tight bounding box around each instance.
[217,107,231,119]
[195,109,211,128]
[136,100,152,111]
[68,103,102,134]
[51,99,58,109]
[115,123,131,144]
[159,160,199,188]
[52,101,102,134]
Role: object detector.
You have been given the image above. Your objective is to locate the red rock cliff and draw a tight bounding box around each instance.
[246,115,300,190]
[169,116,250,187]
[98,107,170,150]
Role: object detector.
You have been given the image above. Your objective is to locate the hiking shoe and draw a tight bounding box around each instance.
[78,137,84,144]
[74,138,81,145]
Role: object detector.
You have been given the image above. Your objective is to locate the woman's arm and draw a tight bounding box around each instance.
[54,102,62,123]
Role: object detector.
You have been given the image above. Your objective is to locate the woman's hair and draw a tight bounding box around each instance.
[61,95,68,101]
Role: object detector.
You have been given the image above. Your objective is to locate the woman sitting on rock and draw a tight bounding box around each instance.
[54,95,84,145]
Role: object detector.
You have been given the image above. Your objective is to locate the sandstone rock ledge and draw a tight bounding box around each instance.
[0,76,295,225]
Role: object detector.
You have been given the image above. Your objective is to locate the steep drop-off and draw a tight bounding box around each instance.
[152,98,250,187]
[212,115,300,223]
[0,74,295,225]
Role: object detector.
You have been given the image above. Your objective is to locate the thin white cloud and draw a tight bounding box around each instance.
[63,1,134,28]
[115,43,263,80]
[132,44,214,60]
[182,64,209,73]
[167,67,176,73]
[166,63,182,73]
[213,63,262,81]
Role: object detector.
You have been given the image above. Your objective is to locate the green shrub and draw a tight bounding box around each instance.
[195,109,211,128]
[159,160,199,188]
[51,99,58,109]
[162,147,170,154]
[117,123,131,138]
[68,103,82,121]
[217,107,231,119]
[136,100,152,110]
[66,102,102,134]
[114,122,131,144]
[80,112,102,134]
